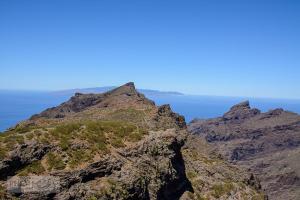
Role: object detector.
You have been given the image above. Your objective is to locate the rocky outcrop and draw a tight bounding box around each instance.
[0,142,51,180]
[189,101,300,200]
[4,131,191,200]
[30,82,155,120]
[223,101,261,122]
[152,104,186,130]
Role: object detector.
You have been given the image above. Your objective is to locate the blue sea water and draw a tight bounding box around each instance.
[0,91,300,132]
[0,91,69,132]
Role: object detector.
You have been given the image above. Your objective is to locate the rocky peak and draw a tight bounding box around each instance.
[223,100,261,121]
[230,100,251,110]
[155,104,187,129]
[124,81,135,88]
[106,82,138,97]
[265,108,284,116]
[74,92,83,97]
[157,104,172,115]
[30,82,153,120]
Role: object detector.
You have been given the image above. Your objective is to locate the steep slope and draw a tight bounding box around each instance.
[0,84,263,200]
[189,101,300,200]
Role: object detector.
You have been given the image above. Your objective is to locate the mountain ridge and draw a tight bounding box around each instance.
[189,101,300,200]
[0,82,264,200]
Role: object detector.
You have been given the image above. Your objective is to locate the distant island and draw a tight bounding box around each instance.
[52,86,184,96]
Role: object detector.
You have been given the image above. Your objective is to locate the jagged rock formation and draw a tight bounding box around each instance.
[189,101,300,200]
[30,82,155,120]
[0,83,263,199]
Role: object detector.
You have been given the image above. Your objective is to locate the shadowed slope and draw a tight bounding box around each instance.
[189,101,300,200]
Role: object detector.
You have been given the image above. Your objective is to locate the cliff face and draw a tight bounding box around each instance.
[189,101,300,200]
[0,84,263,200]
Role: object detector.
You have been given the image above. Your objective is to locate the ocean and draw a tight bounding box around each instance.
[0,91,300,132]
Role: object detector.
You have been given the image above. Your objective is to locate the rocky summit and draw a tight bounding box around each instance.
[189,101,300,200]
[0,83,264,200]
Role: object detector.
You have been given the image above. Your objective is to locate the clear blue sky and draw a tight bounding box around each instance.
[0,0,299,99]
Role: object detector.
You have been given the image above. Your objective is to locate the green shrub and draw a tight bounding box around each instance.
[93,142,108,153]
[0,147,7,160]
[211,182,234,198]
[18,161,45,176]
[252,193,265,200]
[110,137,125,148]
[26,132,34,140]
[59,137,70,150]
[82,122,107,152]
[46,152,66,170]
[42,120,148,168]
[107,108,145,124]
[195,193,208,200]
[96,179,129,199]
[87,196,97,200]
[68,149,93,168]
[50,123,82,150]
[83,120,145,150]
[39,136,50,145]
[0,184,6,199]
[15,135,24,144]
[33,129,43,137]
[14,124,35,133]
[51,123,81,138]
[187,171,197,179]
[2,134,24,149]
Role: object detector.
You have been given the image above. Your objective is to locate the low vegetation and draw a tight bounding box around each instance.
[13,123,36,133]
[68,149,93,169]
[0,146,7,160]
[251,193,266,200]
[0,133,24,147]
[0,184,6,199]
[106,108,147,125]
[211,182,234,198]
[18,160,45,176]
[88,178,130,199]
[0,118,148,169]
[46,152,66,171]
[0,131,25,159]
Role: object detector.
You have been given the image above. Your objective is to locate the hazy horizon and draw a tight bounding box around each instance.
[1,86,300,132]
[1,84,300,101]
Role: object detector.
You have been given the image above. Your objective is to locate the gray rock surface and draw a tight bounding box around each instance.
[189,101,300,200]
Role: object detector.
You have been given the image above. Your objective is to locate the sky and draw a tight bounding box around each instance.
[0,0,299,99]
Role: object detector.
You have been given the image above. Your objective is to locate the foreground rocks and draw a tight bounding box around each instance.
[0,84,264,199]
[189,101,300,200]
